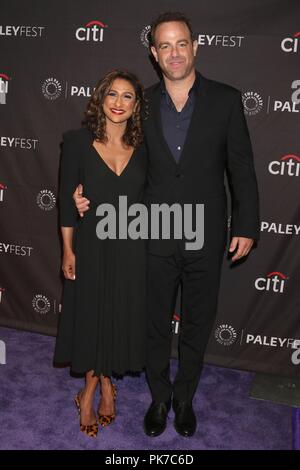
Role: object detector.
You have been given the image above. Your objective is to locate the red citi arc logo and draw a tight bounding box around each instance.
[0,183,7,202]
[268,154,300,177]
[255,272,288,293]
[172,313,180,334]
[75,20,108,42]
[281,32,300,53]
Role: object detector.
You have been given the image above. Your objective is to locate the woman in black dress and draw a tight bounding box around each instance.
[54,70,147,437]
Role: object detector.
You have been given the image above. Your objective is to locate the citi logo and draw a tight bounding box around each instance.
[0,287,5,303]
[268,154,300,177]
[172,313,180,334]
[75,20,107,42]
[255,272,288,293]
[0,183,7,202]
[0,73,9,104]
[281,32,300,53]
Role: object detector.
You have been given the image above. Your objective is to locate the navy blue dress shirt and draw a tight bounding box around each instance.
[160,75,200,163]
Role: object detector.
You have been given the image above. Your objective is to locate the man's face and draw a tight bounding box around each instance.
[151,21,198,81]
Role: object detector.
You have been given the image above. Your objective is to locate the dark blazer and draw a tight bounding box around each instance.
[142,71,260,257]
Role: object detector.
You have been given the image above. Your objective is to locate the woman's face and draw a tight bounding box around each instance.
[102,78,137,124]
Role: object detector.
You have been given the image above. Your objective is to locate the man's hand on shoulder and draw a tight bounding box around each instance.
[73,184,90,217]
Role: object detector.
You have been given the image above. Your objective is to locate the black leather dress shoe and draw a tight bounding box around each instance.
[144,401,171,437]
[173,399,196,437]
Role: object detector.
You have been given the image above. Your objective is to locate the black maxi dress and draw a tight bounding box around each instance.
[54,128,147,376]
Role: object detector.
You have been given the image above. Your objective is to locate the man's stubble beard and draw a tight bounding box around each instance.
[161,57,196,82]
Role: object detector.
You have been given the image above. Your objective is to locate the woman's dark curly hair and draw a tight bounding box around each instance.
[84,70,145,148]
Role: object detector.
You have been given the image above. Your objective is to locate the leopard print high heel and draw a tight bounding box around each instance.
[74,391,99,437]
[98,383,117,427]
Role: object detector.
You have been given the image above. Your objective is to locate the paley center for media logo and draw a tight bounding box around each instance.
[214,324,237,346]
[245,332,300,349]
[270,80,300,113]
[32,294,51,314]
[254,271,288,293]
[268,154,300,177]
[36,189,56,211]
[75,20,108,42]
[198,33,245,48]
[32,294,61,315]
[281,31,300,53]
[0,183,7,202]
[140,25,151,47]
[42,78,95,100]
[0,73,10,104]
[261,220,300,237]
[242,91,263,116]
[42,78,62,100]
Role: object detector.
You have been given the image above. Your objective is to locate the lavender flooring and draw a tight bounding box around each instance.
[0,327,292,450]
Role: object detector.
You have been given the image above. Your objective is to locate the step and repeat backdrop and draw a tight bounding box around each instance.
[1,0,299,377]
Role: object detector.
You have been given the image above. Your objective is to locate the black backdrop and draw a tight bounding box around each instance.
[1,0,300,377]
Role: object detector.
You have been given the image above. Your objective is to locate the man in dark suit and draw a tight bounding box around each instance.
[73,11,259,438]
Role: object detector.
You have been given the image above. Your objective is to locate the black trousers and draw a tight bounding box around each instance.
[146,243,225,403]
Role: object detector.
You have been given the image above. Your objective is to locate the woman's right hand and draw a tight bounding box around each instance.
[62,250,76,280]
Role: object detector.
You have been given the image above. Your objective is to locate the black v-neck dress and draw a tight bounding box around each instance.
[54,128,148,376]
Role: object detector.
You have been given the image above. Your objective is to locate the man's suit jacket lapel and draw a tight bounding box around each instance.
[150,72,212,170]
[151,85,178,169]
[177,73,211,169]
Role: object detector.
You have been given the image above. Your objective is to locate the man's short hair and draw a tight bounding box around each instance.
[150,11,194,47]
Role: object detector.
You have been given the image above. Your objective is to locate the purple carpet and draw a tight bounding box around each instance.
[0,326,292,450]
[292,409,300,450]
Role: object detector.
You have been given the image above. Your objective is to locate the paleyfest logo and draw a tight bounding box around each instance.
[0,73,10,104]
[281,31,300,53]
[197,34,244,47]
[0,25,45,37]
[75,20,107,42]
